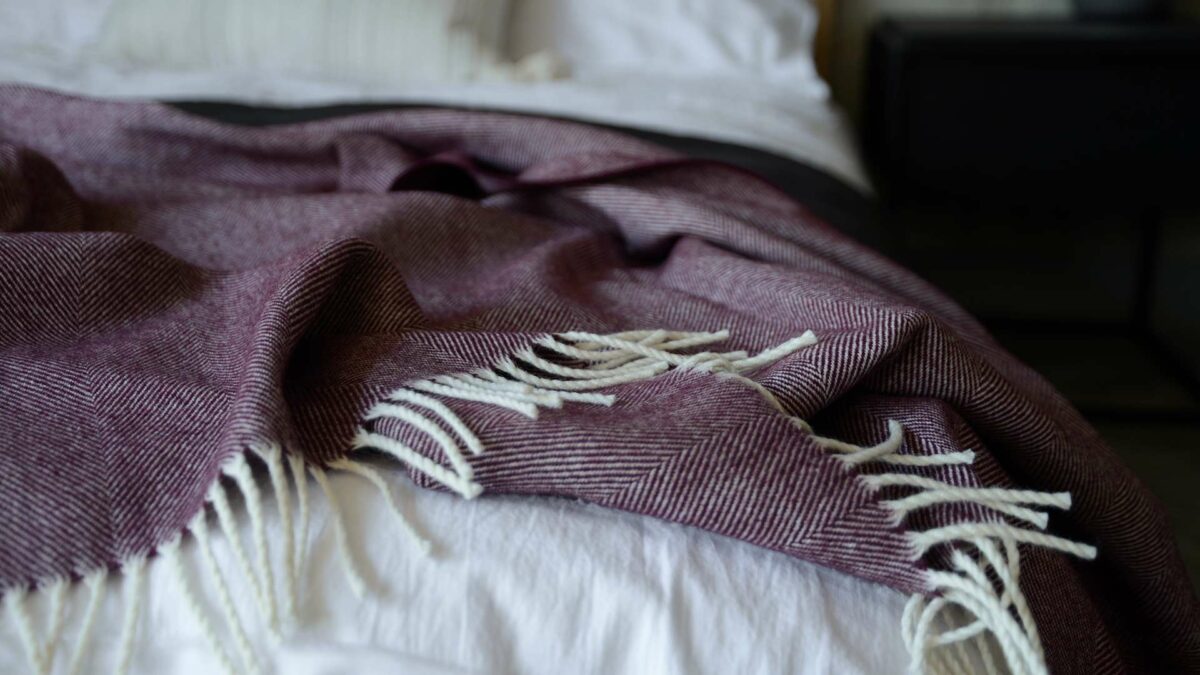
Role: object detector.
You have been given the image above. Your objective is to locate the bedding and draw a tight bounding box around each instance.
[507,0,827,94]
[0,1,867,191]
[169,99,877,246]
[94,0,545,84]
[0,86,1197,675]
[0,471,911,674]
[1,100,892,675]
[0,64,867,194]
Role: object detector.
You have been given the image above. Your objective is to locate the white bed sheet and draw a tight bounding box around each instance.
[0,466,908,674]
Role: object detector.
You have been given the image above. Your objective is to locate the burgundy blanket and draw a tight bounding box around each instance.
[0,86,1196,673]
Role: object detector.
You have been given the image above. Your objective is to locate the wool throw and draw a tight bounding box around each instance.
[0,86,1197,674]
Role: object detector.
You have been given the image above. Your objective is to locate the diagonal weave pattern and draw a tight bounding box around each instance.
[0,86,1197,673]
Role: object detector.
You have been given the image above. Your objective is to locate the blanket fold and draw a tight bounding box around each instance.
[0,86,1197,674]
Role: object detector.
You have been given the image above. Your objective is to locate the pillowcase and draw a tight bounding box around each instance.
[0,0,114,59]
[508,0,826,95]
[94,0,546,84]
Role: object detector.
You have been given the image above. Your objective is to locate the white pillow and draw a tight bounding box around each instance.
[0,0,115,59]
[93,0,547,84]
[508,0,826,95]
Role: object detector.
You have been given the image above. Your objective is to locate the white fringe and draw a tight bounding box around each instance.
[65,569,106,675]
[365,403,476,481]
[224,454,281,637]
[208,479,271,633]
[309,465,368,599]
[816,419,1096,675]
[383,388,485,455]
[3,576,78,675]
[0,328,1100,675]
[5,587,45,675]
[0,442,323,674]
[41,579,67,672]
[163,538,239,675]
[355,329,816,501]
[575,331,1099,675]
[189,512,262,675]
[328,458,433,555]
[288,453,310,586]
[353,430,481,499]
[256,443,296,625]
[113,556,145,675]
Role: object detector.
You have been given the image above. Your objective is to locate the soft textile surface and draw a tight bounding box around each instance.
[0,86,1197,673]
[95,0,536,84]
[0,0,862,191]
[0,54,868,190]
[508,0,826,95]
[1,471,911,673]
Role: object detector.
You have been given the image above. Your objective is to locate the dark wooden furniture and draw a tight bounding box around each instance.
[864,18,1200,208]
[862,18,1200,419]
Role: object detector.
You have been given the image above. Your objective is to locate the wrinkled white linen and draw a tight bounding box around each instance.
[0,466,907,674]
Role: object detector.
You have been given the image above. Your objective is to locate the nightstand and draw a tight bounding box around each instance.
[863,19,1200,207]
[862,18,1200,420]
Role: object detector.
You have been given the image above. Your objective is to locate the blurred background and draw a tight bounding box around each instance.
[832,0,1200,582]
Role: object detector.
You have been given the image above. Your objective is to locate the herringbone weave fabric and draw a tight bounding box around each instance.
[0,86,1196,672]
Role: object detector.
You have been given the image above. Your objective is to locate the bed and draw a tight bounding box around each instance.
[0,2,1196,675]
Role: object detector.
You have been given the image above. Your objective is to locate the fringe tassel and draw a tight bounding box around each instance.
[5,586,45,675]
[256,444,296,626]
[163,538,239,675]
[113,556,145,675]
[208,479,271,630]
[65,569,106,675]
[189,512,262,675]
[328,458,432,555]
[41,579,67,672]
[0,441,320,674]
[224,454,280,637]
[288,453,310,586]
[813,419,1096,675]
[309,465,368,599]
[0,328,1099,675]
[4,566,121,672]
[355,329,815,498]
[553,330,1099,675]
